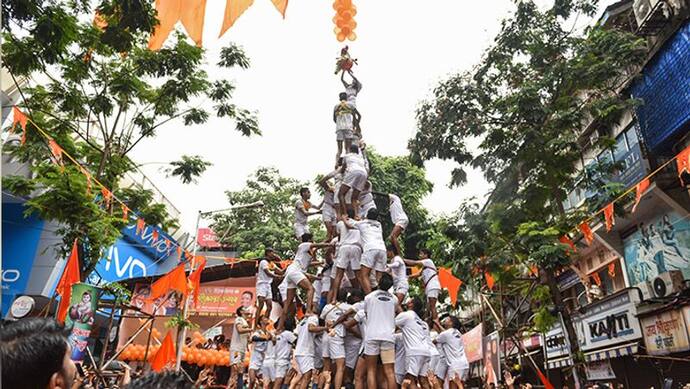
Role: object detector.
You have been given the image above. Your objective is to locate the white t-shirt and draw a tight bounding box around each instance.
[363,290,397,342]
[436,328,469,368]
[294,242,312,271]
[337,220,361,247]
[313,279,322,303]
[388,256,408,289]
[344,152,367,174]
[295,315,319,356]
[428,331,440,357]
[231,317,249,352]
[354,309,367,344]
[421,259,441,291]
[257,259,272,286]
[389,194,409,225]
[323,191,335,213]
[394,311,431,356]
[354,219,386,252]
[274,330,297,363]
[252,330,269,353]
[264,339,275,363]
[394,333,406,376]
[321,266,332,293]
[334,101,355,130]
[295,199,310,225]
[346,81,362,105]
[321,302,352,338]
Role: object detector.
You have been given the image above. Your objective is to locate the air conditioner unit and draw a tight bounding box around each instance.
[633,0,660,25]
[636,281,655,301]
[652,270,684,298]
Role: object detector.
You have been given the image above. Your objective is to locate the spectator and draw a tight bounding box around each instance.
[125,371,193,389]
[1,317,77,389]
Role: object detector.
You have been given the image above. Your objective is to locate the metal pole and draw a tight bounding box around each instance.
[175,210,201,371]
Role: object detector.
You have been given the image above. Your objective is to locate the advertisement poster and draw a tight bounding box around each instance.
[65,283,99,362]
[585,360,616,381]
[482,331,500,386]
[129,283,180,317]
[641,309,690,355]
[462,323,483,363]
[189,286,256,317]
[623,210,690,285]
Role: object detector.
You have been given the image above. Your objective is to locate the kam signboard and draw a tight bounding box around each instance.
[577,289,643,352]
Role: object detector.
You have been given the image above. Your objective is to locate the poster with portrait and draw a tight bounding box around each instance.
[482,331,500,386]
[189,286,256,317]
[623,210,690,285]
[129,283,179,317]
[65,283,100,362]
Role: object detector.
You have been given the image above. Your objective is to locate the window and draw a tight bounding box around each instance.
[626,125,640,148]
[613,133,629,162]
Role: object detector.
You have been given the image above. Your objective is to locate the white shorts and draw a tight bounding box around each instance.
[262,360,276,381]
[322,209,336,225]
[336,245,362,271]
[294,223,309,239]
[396,374,405,385]
[343,170,367,192]
[434,357,448,379]
[394,218,409,230]
[336,128,354,141]
[286,267,306,289]
[426,289,440,299]
[345,337,362,369]
[406,355,430,377]
[295,355,314,374]
[447,365,469,381]
[429,355,440,375]
[394,284,409,297]
[257,283,272,299]
[275,362,290,378]
[361,249,387,272]
[321,335,330,358]
[231,351,246,365]
[328,336,346,360]
[363,340,394,357]
[249,350,265,370]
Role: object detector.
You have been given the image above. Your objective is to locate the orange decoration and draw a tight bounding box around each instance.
[608,262,616,278]
[121,205,129,221]
[101,187,112,208]
[147,263,188,302]
[56,240,81,323]
[603,203,615,232]
[591,273,602,286]
[149,332,176,372]
[332,0,357,41]
[11,106,28,144]
[559,235,576,254]
[188,256,207,307]
[438,267,463,306]
[47,139,64,166]
[148,0,207,50]
[579,222,594,245]
[219,0,253,37]
[152,229,159,243]
[484,271,496,290]
[632,178,650,213]
[136,218,146,235]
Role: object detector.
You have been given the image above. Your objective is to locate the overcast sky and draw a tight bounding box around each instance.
[130,0,602,233]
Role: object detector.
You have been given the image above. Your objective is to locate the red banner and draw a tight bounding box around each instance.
[462,323,483,363]
[189,286,256,317]
[197,228,221,249]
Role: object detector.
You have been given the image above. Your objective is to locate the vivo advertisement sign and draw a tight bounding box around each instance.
[88,224,180,285]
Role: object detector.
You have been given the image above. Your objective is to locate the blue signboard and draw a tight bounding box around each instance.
[1,202,44,316]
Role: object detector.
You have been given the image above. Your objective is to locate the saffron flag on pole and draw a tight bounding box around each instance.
[136,218,146,235]
[149,331,176,372]
[632,178,650,213]
[148,0,207,50]
[604,203,615,232]
[438,267,462,306]
[536,368,555,389]
[56,240,81,323]
[147,263,188,302]
[188,256,207,307]
[559,235,576,254]
[579,222,594,245]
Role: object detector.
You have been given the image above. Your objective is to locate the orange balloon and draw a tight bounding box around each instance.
[348,31,357,41]
[341,11,352,19]
[341,26,351,36]
[347,20,357,29]
[351,7,357,16]
[337,32,346,42]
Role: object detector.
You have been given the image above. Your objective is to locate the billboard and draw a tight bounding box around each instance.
[129,283,180,317]
[65,283,100,362]
[189,286,256,317]
[462,323,483,363]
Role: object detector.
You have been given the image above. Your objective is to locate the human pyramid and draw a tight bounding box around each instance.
[228,47,470,389]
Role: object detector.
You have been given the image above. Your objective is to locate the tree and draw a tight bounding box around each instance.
[2,0,259,277]
[165,155,213,184]
[409,0,646,384]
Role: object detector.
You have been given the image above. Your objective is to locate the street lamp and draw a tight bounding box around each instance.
[175,200,264,370]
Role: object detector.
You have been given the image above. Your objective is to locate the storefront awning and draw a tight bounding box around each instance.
[547,356,573,369]
[584,342,638,362]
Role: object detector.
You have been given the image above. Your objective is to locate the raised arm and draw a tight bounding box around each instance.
[403,258,424,267]
[308,321,328,334]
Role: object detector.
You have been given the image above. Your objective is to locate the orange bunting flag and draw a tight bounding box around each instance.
[604,203,615,232]
[559,235,576,254]
[136,218,146,235]
[164,239,171,251]
[151,229,159,243]
[93,12,108,29]
[632,178,650,213]
[188,256,207,307]
[271,0,288,17]
[148,0,207,50]
[591,273,602,286]
[608,262,616,278]
[438,267,463,306]
[12,106,28,144]
[149,331,176,372]
[176,246,183,260]
[47,139,64,166]
[579,222,594,245]
[148,263,188,302]
[121,205,129,221]
[219,0,253,37]
[101,187,112,208]
[56,240,81,323]
[529,265,539,277]
[296,305,305,320]
[676,144,690,185]
[484,271,495,290]
[85,172,92,196]
[536,368,555,389]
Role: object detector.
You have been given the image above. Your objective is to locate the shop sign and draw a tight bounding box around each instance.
[10,295,35,319]
[197,228,221,248]
[641,308,690,355]
[545,324,570,359]
[189,286,256,317]
[557,269,580,291]
[585,360,616,381]
[462,323,483,363]
[579,289,642,352]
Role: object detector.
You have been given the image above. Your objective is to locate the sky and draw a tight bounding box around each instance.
[129,0,594,233]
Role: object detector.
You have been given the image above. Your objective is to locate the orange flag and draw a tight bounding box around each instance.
[12,106,28,145]
[121,205,129,221]
[438,267,462,306]
[149,331,176,372]
[151,229,159,243]
[559,235,576,254]
[136,218,146,235]
[188,256,207,307]
[536,368,555,389]
[56,240,81,323]
[484,271,495,290]
[676,144,690,185]
[591,273,602,286]
[271,0,288,17]
[101,187,112,208]
[529,265,539,277]
[219,0,254,37]
[579,222,594,245]
[603,203,615,232]
[608,262,616,278]
[176,246,183,260]
[47,139,64,166]
[148,263,188,302]
[148,0,207,50]
[632,178,650,213]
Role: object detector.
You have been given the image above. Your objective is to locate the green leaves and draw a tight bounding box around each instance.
[218,44,251,69]
[166,155,212,184]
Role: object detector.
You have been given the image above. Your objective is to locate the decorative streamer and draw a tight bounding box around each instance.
[632,178,650,213]
[579,222,594,245]
[148,0,207,50]
[603,203,615,232]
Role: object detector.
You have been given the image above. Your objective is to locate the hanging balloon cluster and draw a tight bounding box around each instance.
[333,0,357,42]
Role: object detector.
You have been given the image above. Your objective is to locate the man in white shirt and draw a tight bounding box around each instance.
[273,318,297,389]
[349,208,387,294]
[248,316,273,389]
[341,71,363,138]
[395,297,431,389]
[256,248,284,326]
[337,144,368,217]
[386,245,409,304]
[333,92,361,162]
[294,313,327,389]
[405,248,442,325]
[295,188,321,240]
[229,306,253,389]
[330,209,362,302]
[358,181,376,219]
[388,193,409,256]
[318,176,338,240]
[319,289,351,389]
[436,316,470,389]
